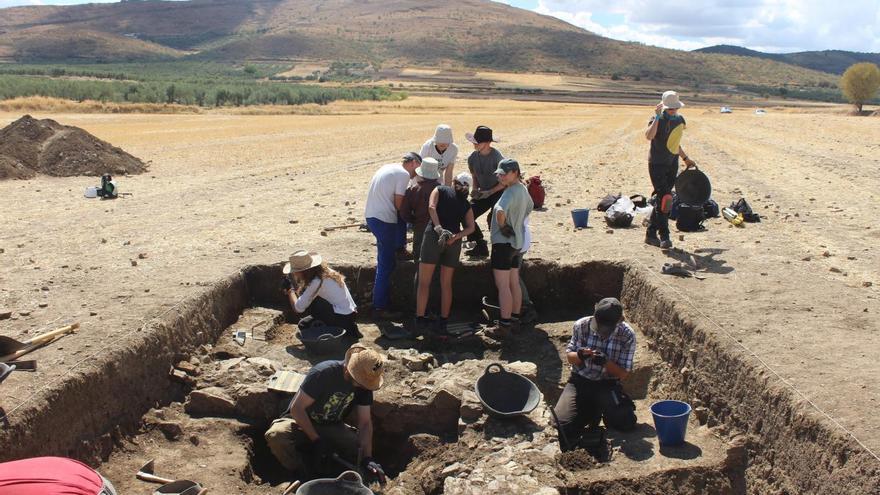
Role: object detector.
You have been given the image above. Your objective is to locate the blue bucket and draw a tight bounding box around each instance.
[571,208,590,228]
[651,400,691,446]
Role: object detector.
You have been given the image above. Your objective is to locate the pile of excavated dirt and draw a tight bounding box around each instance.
[0,114,146,180]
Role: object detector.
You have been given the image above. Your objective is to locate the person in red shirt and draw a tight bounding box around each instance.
[0,457,116,495]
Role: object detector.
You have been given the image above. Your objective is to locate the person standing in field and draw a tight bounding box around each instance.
[644,91,696,249]
[464,125,506,258]
[364,152,420,319]
[485,158,533,339]
[414,172,476,336]
[420,124,459,186]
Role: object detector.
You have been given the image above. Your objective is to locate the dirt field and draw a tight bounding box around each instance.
[1,97,879,483]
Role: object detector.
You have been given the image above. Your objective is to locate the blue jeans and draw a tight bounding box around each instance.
[397,218,407,250]
[367,217,402,310]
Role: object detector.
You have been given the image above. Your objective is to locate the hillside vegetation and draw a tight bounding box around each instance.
[696,45,880,76]
[0,0,839,89]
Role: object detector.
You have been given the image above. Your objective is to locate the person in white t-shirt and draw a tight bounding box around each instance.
[364,152,420,318]
[283,250,361,339]
[420,124,459,186]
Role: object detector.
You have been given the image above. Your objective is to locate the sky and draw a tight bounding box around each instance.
[1,0,878,53]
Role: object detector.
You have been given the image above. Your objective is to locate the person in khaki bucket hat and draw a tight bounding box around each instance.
[265,344,387,482]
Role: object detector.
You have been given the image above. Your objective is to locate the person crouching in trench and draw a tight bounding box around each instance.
[282,250,362,339]
[265,344,387,482]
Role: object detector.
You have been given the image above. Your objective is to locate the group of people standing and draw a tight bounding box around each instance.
[365,124,535,338]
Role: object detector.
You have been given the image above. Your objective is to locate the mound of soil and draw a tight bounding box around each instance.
[556,449,601,471]
[0,115,146,180]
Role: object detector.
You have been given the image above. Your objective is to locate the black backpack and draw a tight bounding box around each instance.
[676,203,706,231]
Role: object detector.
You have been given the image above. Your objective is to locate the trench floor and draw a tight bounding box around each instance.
[98,311,735,494]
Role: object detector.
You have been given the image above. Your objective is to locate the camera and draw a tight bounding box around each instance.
[280,277,292,291]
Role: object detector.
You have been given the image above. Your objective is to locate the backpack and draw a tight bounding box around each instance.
[604,196,635,228]
[675,203,706,231]
[526,176,545,209]
[731,198,761,222]
[703,199,720,218]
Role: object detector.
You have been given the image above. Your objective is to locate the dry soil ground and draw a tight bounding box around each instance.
[1,97,879,471]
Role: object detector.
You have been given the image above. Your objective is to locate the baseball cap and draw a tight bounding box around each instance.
[593,297,623,334]
[493,158,520,176]
[454,172,473,189]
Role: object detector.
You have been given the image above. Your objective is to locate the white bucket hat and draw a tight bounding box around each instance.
[283,250,323,274]
[415,157,441,180]
[661,90,684,109]
[432,124,453,145]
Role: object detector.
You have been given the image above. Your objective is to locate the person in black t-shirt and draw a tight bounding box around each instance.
[414,172,476,335]
[264,345,387,482]
[644,91,696,249]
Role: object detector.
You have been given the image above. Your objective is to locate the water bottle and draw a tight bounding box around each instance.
[722,207,744,227]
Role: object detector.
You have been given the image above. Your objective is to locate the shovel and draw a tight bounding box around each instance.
[0,323,79,362]
[137,460,204,495]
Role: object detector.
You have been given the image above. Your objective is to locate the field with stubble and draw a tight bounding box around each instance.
[1,97,879,492]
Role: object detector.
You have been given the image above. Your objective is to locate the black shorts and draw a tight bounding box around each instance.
[491,243,521,270]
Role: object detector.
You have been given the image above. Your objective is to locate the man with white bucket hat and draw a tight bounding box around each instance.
[644,90,696,249]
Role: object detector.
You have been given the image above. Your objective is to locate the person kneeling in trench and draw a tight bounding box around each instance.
[554,297,637,450]
[282,250,362,339]
[265,344,387,482]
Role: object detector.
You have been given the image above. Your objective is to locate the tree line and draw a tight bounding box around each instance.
[0,75,398,107]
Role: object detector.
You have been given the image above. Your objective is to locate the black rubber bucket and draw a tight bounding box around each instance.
[474,363,541,418]
[675,165,712,205]
[297,326,347,355]
[296,470,372,495]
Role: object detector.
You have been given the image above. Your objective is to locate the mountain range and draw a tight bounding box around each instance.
[0,0,841,88]
[695,45,880,75]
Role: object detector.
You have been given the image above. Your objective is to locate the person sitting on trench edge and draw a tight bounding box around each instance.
[553,297,637,450]
[282,250,362,339]
[265,344,387,482]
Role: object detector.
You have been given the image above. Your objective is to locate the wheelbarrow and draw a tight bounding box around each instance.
[474,363,541,418]
[296,470,372,495]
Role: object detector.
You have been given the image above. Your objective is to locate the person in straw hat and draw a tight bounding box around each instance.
[399,157,441,264]
[265,344,387,482]
[644,90,696,250]
[420,124,459,186]
[282,250,361,339]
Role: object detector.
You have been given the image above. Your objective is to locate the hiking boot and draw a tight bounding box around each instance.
[465,241,489,258]
[396,248,413,261]
[413,316,432,335]
[644,232,661,247]
[659,238,673,249]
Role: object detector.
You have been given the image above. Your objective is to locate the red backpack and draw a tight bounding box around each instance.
[526,175,545,209]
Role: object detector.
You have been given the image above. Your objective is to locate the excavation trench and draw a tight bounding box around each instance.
[2,260,877,494]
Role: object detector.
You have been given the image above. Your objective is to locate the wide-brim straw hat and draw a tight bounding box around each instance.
[415,157,441,180]
[661,90,684,109]
[283,250,323,275]
[345,344,385,391]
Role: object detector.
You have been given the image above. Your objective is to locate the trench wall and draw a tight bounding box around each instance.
[0,272,249,463]
[619,265,880,494]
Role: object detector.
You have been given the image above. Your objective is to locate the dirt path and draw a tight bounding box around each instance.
[1,98,879,463]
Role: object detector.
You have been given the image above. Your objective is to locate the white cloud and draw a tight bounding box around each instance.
[529,0,880,53]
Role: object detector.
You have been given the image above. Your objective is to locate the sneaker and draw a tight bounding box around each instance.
[644,232,661,247]
[659,238,673,249]
[465,242,489,258]
[396,248,413,261]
